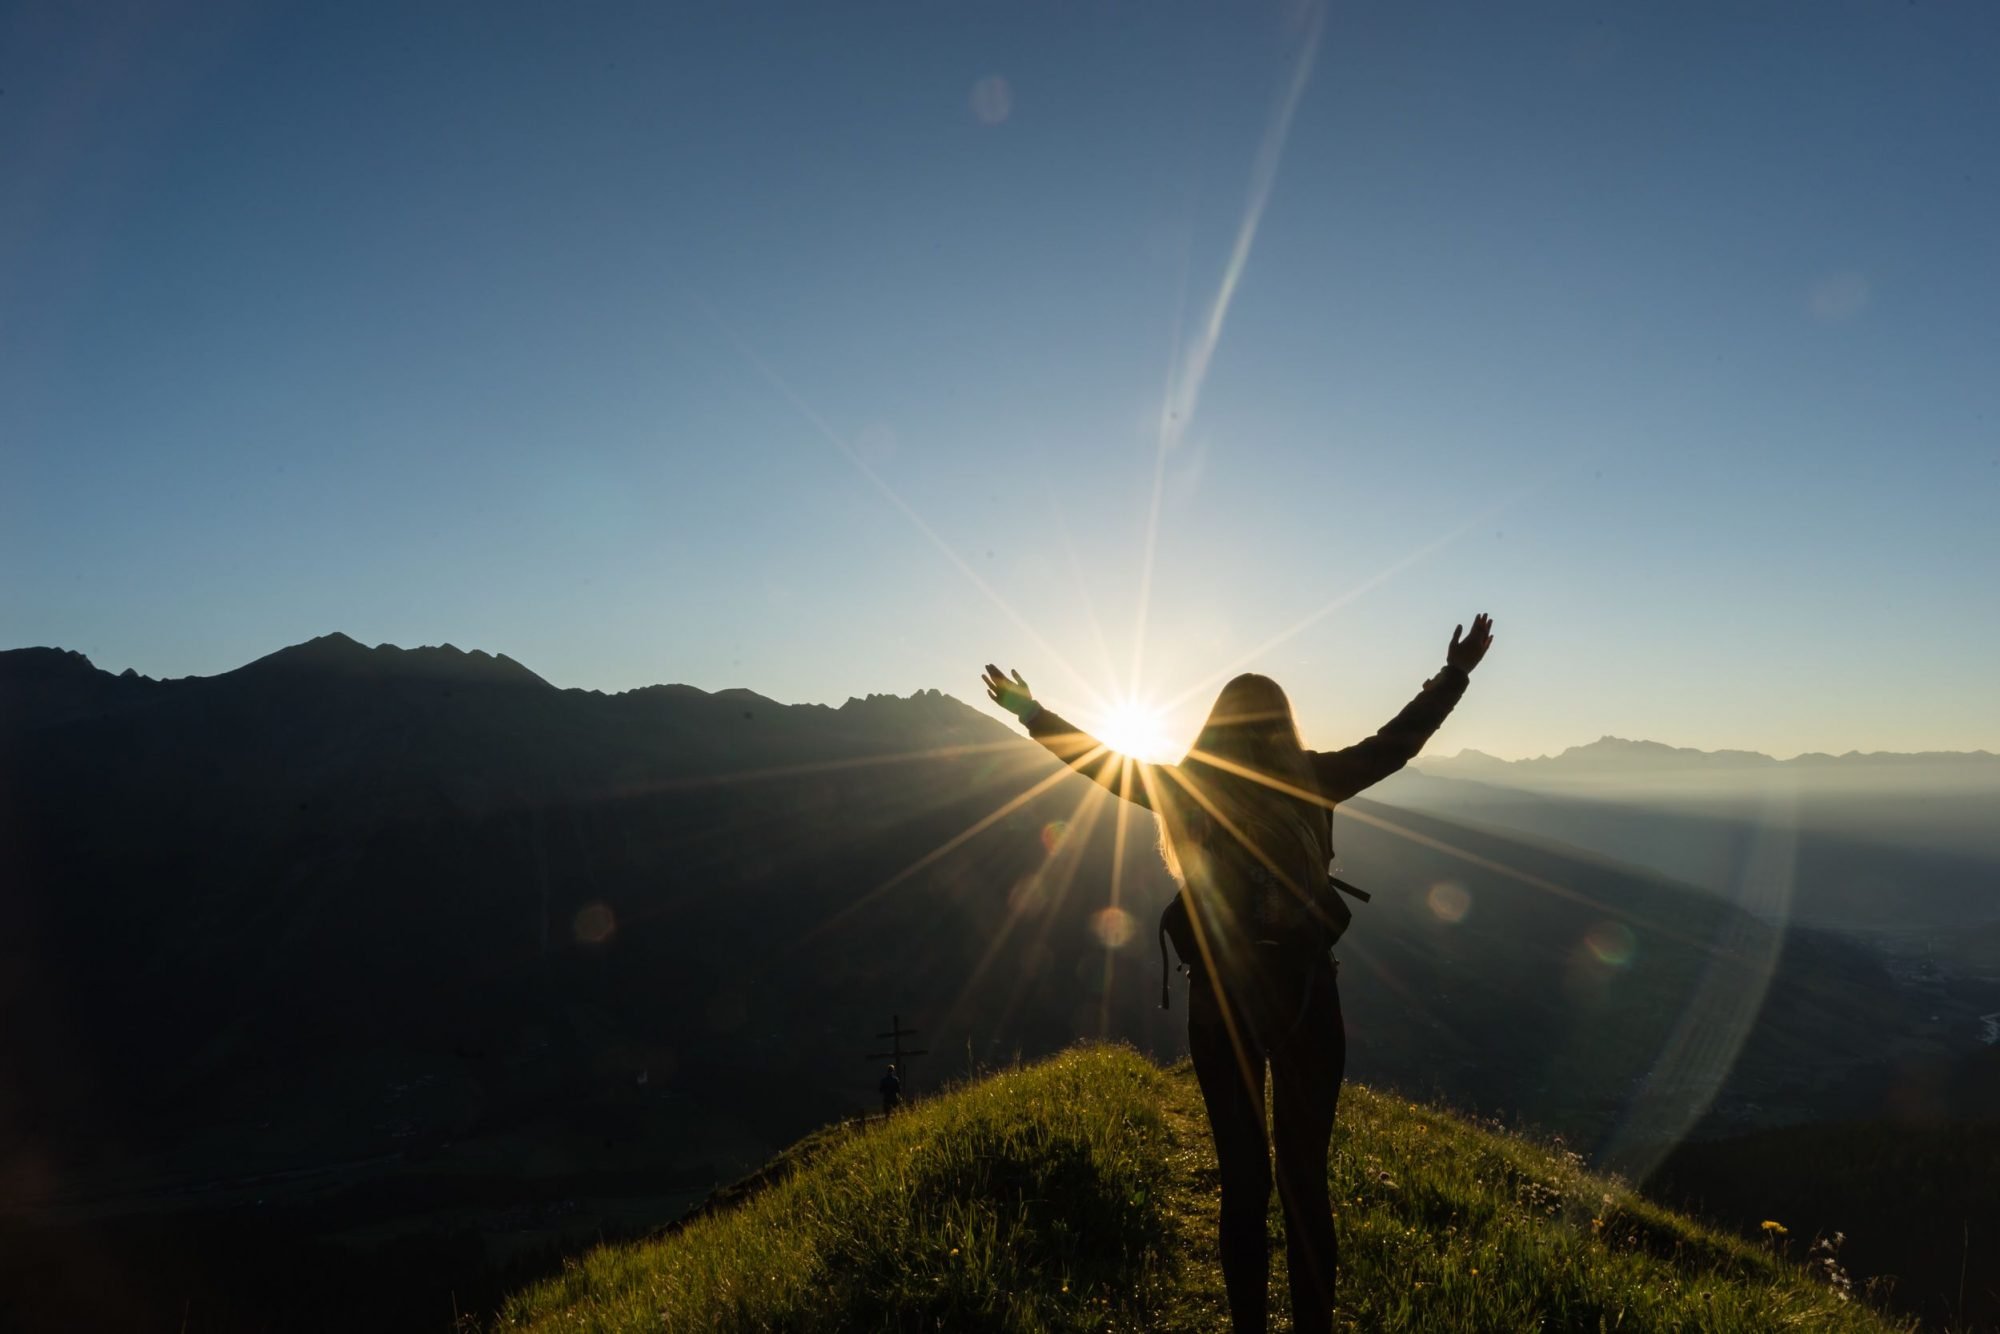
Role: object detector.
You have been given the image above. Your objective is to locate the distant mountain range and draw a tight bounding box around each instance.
[1387,733,2000,935]
[1421,735,2000,781]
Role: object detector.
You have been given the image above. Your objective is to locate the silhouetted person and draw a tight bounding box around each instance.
[982,613,1494,1334]
[878,1064,902,1118]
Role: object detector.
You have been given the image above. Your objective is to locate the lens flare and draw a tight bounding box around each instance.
[573,902,616,945]
[1040,820,1069,855]
[1008,873,1049,914]
[1427,881,1471,924]
[1585,922,1636,967]
[1090,906,1137,950]
[969,75,1012,125]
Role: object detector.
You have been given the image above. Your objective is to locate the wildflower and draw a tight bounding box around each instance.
[1761,1220,1788,1236]
[949,1247,959,1256]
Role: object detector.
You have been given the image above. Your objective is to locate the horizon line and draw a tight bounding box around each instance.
[5,631,1996,767]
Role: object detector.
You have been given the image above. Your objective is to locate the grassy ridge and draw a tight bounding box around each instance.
[1322,1084,1898,1331]
[498,1048,1177,1331]
[498,1046,1907,1332]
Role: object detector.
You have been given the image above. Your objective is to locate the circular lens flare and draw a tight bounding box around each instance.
[573,902,616,946]
[1585,922,1636,967]
[969,75,1012,125]
[1090,906,1136,950]
[1427,881,1471,924]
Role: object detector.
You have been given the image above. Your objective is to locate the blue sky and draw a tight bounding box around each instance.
[4,1,1995,759]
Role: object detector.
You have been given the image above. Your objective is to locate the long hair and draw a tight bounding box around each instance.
[1155,673,1323,891]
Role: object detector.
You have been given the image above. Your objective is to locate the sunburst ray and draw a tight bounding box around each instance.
[957,775,1121,1041]
[700,301,1113,718]
[790,742,1117,948]
[1158,488,1535,718]
[1136,762,1266,1103]
[1096,754,1143,1036]
[607,739,1026,801]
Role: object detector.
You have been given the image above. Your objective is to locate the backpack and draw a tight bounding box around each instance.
[1156,801,1369,1028]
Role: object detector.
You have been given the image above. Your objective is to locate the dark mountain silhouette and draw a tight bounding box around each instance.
[1,637,1159,1196]
[1,635,1988,1331]
[232,631,551,688]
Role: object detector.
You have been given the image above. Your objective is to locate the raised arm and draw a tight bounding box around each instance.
[1309,613,1494,803]
[982,664,1158,810]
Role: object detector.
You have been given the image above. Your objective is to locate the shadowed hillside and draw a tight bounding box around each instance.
[1646,1109,2000,1331]
[1,637,1983,1330]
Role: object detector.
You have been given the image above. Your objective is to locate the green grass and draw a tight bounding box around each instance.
[495,1045,1909,1332]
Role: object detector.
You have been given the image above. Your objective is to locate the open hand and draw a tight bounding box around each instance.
[982,664,1037,719]
[1445,613,1495,676]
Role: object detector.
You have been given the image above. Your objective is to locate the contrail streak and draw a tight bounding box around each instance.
[1129,2,1327,693]
[1127,239,1191,693]
[1169,1,1327,436]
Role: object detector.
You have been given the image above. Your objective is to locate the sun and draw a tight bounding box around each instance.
[1093,698,1177,764]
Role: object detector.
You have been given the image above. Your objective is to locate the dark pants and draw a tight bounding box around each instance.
[1187,954,1345,1334]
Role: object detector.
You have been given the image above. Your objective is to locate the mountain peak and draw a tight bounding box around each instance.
[1441,747,1512,769]
[233,633,550,687]
[838,687,980,717]
[0,646,104,681]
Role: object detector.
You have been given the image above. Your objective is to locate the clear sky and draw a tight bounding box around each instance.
[5,1,1995,760]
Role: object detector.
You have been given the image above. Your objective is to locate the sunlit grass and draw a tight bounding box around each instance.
[1320,1084,1899,1332]
[495,1046,1177,1332]
[496,1046,1906,1333]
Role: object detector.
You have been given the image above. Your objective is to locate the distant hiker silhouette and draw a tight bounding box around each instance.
[983,613,1494,1334]
[878,1065,902,1117]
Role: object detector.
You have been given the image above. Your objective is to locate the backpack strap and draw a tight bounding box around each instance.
[1157,891,1197,1010]
[1323,804,1370,902]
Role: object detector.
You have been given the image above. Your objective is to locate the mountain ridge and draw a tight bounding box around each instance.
[1430,734,1999,775]
[0,635,994,726]
[11,639,1996,768]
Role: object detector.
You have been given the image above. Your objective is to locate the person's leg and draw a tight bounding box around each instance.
[1188,976,1272,1334]
[1270,958,1345,1334]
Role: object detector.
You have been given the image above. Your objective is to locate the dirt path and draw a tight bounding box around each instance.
[1154,1063,1234,1332]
